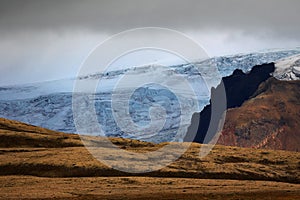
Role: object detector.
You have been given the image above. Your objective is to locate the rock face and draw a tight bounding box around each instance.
[185,63,276,144]
[187,61,300,152]
[217,78,300,152]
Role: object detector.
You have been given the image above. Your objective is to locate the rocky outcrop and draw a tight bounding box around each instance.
[186,61,300,152]
[185,63,275,144]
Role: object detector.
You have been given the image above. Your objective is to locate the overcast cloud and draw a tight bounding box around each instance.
[0,0,300,85]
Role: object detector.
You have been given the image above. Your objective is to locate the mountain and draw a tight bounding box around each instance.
[1,49,300,143]
[186,59,300,151]
[185,63,275,143]
[217,77,300,151]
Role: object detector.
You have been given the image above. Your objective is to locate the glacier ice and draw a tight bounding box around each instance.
[1,48,300,143]
[274,54,300,80]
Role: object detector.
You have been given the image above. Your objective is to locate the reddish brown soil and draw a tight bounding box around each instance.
[218,78,300,152]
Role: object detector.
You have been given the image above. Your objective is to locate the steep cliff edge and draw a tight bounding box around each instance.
[186,62,300,151]
[185,63,275,144]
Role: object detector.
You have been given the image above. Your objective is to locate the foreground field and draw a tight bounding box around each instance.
[1,176,300,200]
[1,144,299,183]
[0,118,299,199]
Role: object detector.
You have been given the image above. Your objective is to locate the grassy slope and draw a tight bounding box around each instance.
[0,117,299,183]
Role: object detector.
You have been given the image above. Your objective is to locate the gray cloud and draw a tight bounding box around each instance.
[0,0,300,38]
[0,0,300,85]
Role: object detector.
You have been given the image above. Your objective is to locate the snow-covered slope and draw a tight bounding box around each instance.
[1,48,300,143]
[274,54,300,80]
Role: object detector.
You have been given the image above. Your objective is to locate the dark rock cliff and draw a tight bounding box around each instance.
[185,63,275,143]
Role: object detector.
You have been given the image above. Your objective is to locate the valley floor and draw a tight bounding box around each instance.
[1,176,300,200]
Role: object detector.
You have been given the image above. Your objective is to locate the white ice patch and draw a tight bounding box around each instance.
[274,54,300,80]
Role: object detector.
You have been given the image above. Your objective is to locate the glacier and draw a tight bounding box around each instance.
[274,54,300,80]
[1,48,300,143]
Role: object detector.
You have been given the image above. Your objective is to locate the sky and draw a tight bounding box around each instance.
[0,0,300,86]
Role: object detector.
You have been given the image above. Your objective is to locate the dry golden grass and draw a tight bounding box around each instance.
[0,117,300,199]
[1,176,299,200]
[1,144,299,183]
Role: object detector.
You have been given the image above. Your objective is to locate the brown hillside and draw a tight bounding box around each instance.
[0,117,82,148]
[218,78,300,151]
[0,118,299,183]
[0,117,300,199]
